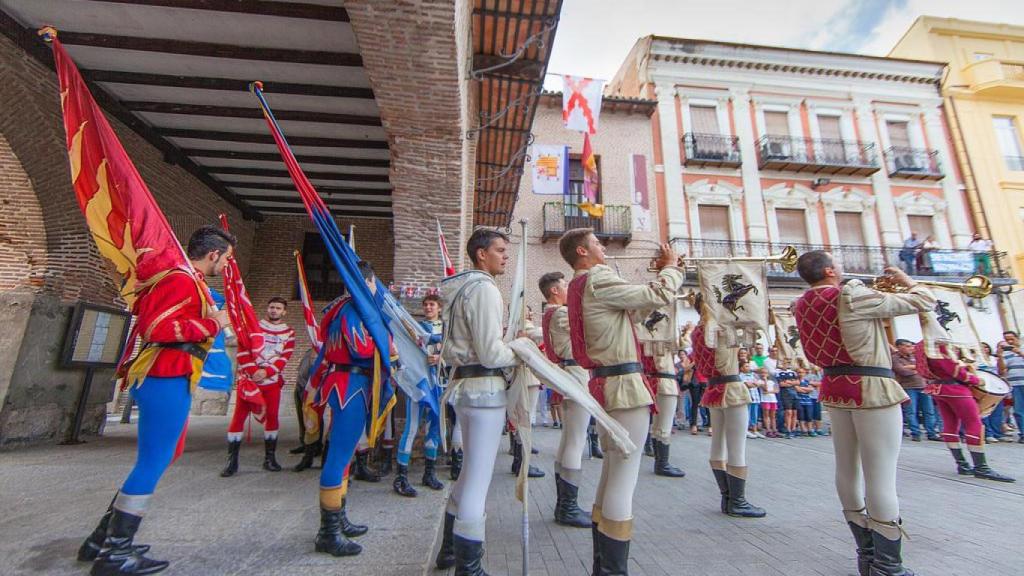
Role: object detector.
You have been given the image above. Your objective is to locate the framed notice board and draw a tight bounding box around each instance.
[60,302,132,369]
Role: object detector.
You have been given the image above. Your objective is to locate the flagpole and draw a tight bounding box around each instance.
[516,218,529,576]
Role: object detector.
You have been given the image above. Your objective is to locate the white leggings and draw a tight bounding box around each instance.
[594,406,650,522]
[829,405,903,531]
[556,399,590,472]
[448,405,505,536]
[709,405,748,467]
[651,394,677,442]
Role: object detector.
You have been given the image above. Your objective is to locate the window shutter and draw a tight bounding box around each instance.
[776,209,808,244]
[764,111,789,136]
[698,205,731,241]
[690,105,720,134]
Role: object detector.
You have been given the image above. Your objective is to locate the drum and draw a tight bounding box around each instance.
[973,370,1010,417]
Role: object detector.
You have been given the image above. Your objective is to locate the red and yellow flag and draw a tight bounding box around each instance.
[578,132,604,218]
[45,29,189,306]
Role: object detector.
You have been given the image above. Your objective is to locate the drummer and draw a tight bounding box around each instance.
[916,340,1015,482]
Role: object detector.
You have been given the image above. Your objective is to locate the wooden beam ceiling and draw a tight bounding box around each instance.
[124,101,382,126]
[219,181,393,197]
[85,70,375,99]
[158,128,389,149]
[83,0,350,22]
[182,149,389,168]
[208,166,390,182]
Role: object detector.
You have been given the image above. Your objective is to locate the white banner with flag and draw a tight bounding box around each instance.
[698,261,769,348]
[563,75,604,134]
[531,145,569,195]
[920,286,982,359]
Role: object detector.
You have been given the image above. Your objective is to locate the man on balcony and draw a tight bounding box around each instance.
[899,232,921,275]
[968,233,994,275]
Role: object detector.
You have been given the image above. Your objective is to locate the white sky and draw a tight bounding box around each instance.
[543,0,1024,90]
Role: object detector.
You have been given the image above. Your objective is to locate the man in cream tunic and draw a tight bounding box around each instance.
[641,308,686,478]
[560,228,683,575]
[794,251,933,576]
[434,229,518,576]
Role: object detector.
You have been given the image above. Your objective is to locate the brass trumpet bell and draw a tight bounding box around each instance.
[845,273,992,299]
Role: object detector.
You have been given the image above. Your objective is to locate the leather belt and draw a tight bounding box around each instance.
[653,372,677,380]
[453,364,506,379]
[931,378,961,386]
[708,375,741,386]
[559,359,579,367]
[334,364,371,377]
[823,365,896,379]
[592,362,642,378]
[144,342,208,363]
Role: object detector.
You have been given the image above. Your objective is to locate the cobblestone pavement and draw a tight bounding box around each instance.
[2,414,1023,575]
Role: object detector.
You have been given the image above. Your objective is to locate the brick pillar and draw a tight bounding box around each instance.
[345,0,476,291]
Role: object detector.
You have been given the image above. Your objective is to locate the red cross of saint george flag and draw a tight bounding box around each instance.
[563,75,605,218]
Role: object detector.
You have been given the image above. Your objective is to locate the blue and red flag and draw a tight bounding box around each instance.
[250,82,395,445]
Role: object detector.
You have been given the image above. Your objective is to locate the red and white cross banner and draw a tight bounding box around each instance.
[562,75,604,134]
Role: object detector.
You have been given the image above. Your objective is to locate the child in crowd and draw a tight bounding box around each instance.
[759,367,779,438]
[806,366,824,435]
[739,361,763,439]
[794,368,816,437]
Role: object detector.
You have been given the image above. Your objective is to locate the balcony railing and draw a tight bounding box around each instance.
[682,133,741,168]
[756,135,879,176]
[885,146,943,180]
[964,57,1024,98]
[672,239,1007,281]
[542,202,632,244]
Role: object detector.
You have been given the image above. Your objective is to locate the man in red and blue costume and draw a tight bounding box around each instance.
[79,226,234,576]
[312,261,397,557]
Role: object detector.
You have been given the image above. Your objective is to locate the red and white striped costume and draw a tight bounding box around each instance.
[228,320,296,439]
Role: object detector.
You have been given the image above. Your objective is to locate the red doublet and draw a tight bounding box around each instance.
[793,286,862,407]
[131,271,219,378]
[691,325,725,406]
[915,342,980,398]
[541,307,562,364]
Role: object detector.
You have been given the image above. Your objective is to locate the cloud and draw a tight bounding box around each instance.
[543,0,1024,90]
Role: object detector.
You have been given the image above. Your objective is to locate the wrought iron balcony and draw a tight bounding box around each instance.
[673,239,1009,282]
[541,202,632,244]
[682,133,741,168]
[756,135,879,176]
[885,146,943,180]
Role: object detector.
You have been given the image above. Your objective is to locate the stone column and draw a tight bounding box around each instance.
[854,99,902,246]
[731,87,768,242]
[655,83,688,240]
[923,105,972,248]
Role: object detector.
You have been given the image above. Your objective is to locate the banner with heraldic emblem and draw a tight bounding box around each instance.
[697,260,769,348]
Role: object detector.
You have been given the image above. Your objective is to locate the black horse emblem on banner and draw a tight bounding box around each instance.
[786,325,801,349]
[643,310,668,334]
[712,274,759,320]
[935,300,961,332]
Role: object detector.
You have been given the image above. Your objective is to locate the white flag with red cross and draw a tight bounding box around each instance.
[562,75,604,134]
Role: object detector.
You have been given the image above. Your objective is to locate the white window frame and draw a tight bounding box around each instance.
[893,192,952,248]
[754,99,806,161]
[762,183,822,246]
[820,186,880,247]
[685,179,745,253]
[681,97,731,138]
[879,112,927,152]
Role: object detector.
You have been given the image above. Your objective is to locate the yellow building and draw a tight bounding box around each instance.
[891,17,1024,282]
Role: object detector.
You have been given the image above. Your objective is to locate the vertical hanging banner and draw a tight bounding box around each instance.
[629,154,651,232]
[578,133,604,218]
[531,145,569,195]
[562,75,604,134]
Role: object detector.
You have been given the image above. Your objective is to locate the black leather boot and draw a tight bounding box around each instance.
[219,440,241,477]
[89,509,169,576]
[289,443,306,455]
[263,437,282,472]
[435,511,456,569]
[293,440,321,472]
[595,530,630,576]
[353,450,380,482]
[393,464,418,497]
[78,497,151,562]
[450,448,463,481]
[589,430,604,459]
[949,447,973,475]
[453,534,488,576]
[314,507,362,557]
[848,521,874,576]
[554,475,592,528]
[422,459,445,490]
[643,434,655,457]
[340,499,368,538]
[511,438,523,476]
[869,527,913,576]
[711,468,729,514]
[591,520,601,575]
[378,446,394,477]
[970,450,1015,482]
[653,440,685,477]
[725,472,766,518]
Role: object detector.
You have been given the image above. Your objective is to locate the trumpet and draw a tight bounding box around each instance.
[607,245,799,273]
[844,273,992,299]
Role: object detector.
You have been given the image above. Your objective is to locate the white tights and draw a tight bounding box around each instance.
[651,394,677,442]
[448,405,505,538]
[556,399,590,472]
[709,405,748,467]
[594,406,650,522]
[828,405,903,534]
